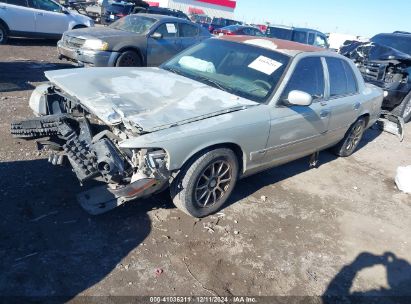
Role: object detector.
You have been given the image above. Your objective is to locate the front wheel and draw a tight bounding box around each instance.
[170,148,239,218]
[331,117,366,157]
[0,23,8,44]
[392,91,411,123]
[115,51,142,67]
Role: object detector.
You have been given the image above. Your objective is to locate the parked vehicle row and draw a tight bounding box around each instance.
[11,36,384,217]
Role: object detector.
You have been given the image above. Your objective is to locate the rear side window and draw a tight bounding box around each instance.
[179,23,198,37]
[292,31,307,44]
[6,0,28,6]
[326,57,358,97]
[282,57,325,100]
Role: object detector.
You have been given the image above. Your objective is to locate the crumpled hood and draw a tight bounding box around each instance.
[45,67,258,132]
[64,27,134,40]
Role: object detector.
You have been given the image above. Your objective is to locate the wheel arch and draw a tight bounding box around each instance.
[116,47,144,65]
[72,24,88,30]
[179,142,245,177]
[359,112,370,128]
[0,18,10,32]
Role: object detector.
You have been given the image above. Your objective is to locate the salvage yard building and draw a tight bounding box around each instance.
[144,0,236,18]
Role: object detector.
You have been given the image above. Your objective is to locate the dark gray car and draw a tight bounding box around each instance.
[57,14,211,67]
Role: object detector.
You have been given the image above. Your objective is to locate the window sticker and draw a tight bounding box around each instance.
[166,23,177,34]
[248,55,283,75]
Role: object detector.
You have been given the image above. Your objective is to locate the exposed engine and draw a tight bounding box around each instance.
[11,85,169,214]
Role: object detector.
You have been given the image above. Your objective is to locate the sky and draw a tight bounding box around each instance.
[235,0,410,38]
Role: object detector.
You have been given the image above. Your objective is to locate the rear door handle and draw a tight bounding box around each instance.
[320,110,330,118]
[353,102,360,110]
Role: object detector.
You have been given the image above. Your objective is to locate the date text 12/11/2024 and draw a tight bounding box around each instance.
[149,296,258,303]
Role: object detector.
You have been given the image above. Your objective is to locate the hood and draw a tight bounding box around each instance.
[340,41,411,62]
[45,67,258,132]
[64,27,135,40]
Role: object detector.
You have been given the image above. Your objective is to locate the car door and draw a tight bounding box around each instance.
[32,0,68,35]
[0,0,36,33]
[146,21,181,66]
[264,56,331,165]
[324,57,362,142]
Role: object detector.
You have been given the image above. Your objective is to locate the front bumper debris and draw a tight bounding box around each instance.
[376,111,405,141]
[77,178,163,215]
[11,112,169,215]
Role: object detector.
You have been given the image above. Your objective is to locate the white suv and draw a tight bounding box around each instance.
[0,0,94,44]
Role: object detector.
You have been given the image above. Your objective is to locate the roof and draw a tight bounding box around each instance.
[219,36,324,55]
[267,25,326,36]
[135,13,186,21]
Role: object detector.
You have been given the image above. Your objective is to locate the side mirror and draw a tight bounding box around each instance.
[150,32,163,39]
[287,90,313,106]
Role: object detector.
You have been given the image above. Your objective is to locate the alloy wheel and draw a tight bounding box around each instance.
[194,160,232,208]
[346,123,364,152]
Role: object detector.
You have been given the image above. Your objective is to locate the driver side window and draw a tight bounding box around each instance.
[281,57,325,101]
[32,0,61,12]
[155,23,178,38]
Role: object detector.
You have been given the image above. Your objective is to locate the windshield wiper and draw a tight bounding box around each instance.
[163,66,184,76]
[195,76,234,94]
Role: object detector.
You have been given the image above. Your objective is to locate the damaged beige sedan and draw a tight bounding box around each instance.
[11,36,383,217]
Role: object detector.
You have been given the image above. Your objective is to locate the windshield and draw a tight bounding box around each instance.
[161,39,290,103]
[371,34,411,55]
[106,4,133,14]
[109,15,157,34]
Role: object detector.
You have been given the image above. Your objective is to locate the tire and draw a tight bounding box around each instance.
[115,51,142,67]
[331,117,366,157]
[392,91,411,123]
[0,23,8,45]
[170,148,239,218]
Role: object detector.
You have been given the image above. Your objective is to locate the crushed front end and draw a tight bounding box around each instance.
[11,84,170,215]
[340,41,409,139]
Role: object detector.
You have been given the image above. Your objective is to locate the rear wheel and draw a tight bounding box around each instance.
[392,91,411,123]
[331,117,366,157]
[170,148,239,218]
[115,51,142,67]
[0,23,8,44]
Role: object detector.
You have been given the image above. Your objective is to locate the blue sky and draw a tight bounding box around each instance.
[235,0,410,38]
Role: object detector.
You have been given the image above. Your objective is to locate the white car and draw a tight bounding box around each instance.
[0,0,94,44]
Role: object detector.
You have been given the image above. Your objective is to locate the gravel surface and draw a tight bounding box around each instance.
[1,38,410,301]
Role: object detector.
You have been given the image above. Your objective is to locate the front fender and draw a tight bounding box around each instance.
[119,106,270,172]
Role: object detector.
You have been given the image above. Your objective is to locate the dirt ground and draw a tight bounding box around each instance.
[1,38,411,302]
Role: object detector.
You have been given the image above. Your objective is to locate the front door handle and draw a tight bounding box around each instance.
[353,102,360,110]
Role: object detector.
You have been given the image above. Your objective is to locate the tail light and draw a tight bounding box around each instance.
[116,13,125,18]
[225,31,234,35]
[208,25,214,32]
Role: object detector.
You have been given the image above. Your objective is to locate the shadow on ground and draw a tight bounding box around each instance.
[5,38,59,47]
[0,159,172,299]
[0,61,74,92]
[323,252,411,304]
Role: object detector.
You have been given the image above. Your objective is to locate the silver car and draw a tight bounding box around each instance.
[12,36,383,217]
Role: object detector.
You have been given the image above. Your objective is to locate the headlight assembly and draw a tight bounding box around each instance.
[82,39,109,51]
